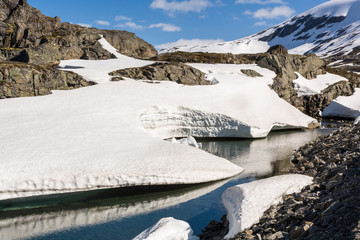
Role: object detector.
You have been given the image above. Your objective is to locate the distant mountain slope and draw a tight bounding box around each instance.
[161,0,360,58]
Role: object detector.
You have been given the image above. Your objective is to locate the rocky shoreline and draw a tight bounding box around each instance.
[199,123,360,240]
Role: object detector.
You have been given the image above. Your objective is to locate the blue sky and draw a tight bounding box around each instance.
[28,0,328,49]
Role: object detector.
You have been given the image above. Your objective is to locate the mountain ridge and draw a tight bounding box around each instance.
[161,0,360,58]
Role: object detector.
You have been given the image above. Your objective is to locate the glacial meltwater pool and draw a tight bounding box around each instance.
[0,128,334,240]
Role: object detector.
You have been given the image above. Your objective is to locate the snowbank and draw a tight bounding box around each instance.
[0,37,315,200]
[293,72,347,96]
[322,88,360,119]
[222,174,313,239]
[171,136,200,148]
[133,217,198,240]
[355,116,360,125]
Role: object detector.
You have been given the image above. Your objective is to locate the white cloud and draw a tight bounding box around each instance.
[155,38,224,50]
[244,10,253,15]
[254,21,267,26]
[95,20,110,26]
[149,23,182,32]
[150,0,213,13]
[245,5,295,19]
[78,23,92,28]
[116,22,146,30]
[116,21,181,32]
[115,16,132,22]
[235,0,285,4]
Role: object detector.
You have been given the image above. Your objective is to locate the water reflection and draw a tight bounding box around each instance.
[200,129,332,178]
[0,181,229,240]
[0,129,333,240]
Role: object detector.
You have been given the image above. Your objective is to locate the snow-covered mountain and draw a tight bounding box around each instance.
[161,0,360,57]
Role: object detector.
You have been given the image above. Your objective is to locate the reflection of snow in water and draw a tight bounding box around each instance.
[0,129,330,240]
[0,180,228,240]
[200,129,330,178]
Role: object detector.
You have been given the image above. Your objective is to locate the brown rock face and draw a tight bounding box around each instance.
[267,45,288,55]
[241,69,263,77]
[257,53,326,105]
[294,67,360,118]
[154,51,256,64]
[0,61,94,98]
[0,0,157,65]
[110,62,209,86]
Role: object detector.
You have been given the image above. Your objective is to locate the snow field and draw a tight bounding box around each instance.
[293,72,347,96]
[0,37,315,200]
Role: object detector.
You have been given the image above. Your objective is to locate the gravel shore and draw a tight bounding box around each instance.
[200,124,360,240]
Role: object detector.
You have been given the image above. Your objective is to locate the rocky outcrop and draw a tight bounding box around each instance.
[266,45,288,55]
[110,62,210,86]
[0,0,157,65]
[154,51,257,64]
[241,69,263,77]
[0,61,94,98]
[292,67,360,118]
[0,0,158,99]
[255,49,360,119]
[200,124,360,240]
[257,52,326,103]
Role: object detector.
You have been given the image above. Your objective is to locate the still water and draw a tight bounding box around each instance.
[0,129,333,240]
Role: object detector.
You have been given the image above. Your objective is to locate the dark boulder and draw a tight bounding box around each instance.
[0,61,95,98]
[110,62,210,86]
[267,45,288,55]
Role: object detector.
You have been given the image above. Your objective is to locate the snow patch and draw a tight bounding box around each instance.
[133,217,198,240]
[162,38,270,55]
[222,174,313,239]
[288,43,316,55]
[355,116,360,124]
[293,72,347,96]
[322,88,360,119]
[170,136,200,149]
[302,0,357,18]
